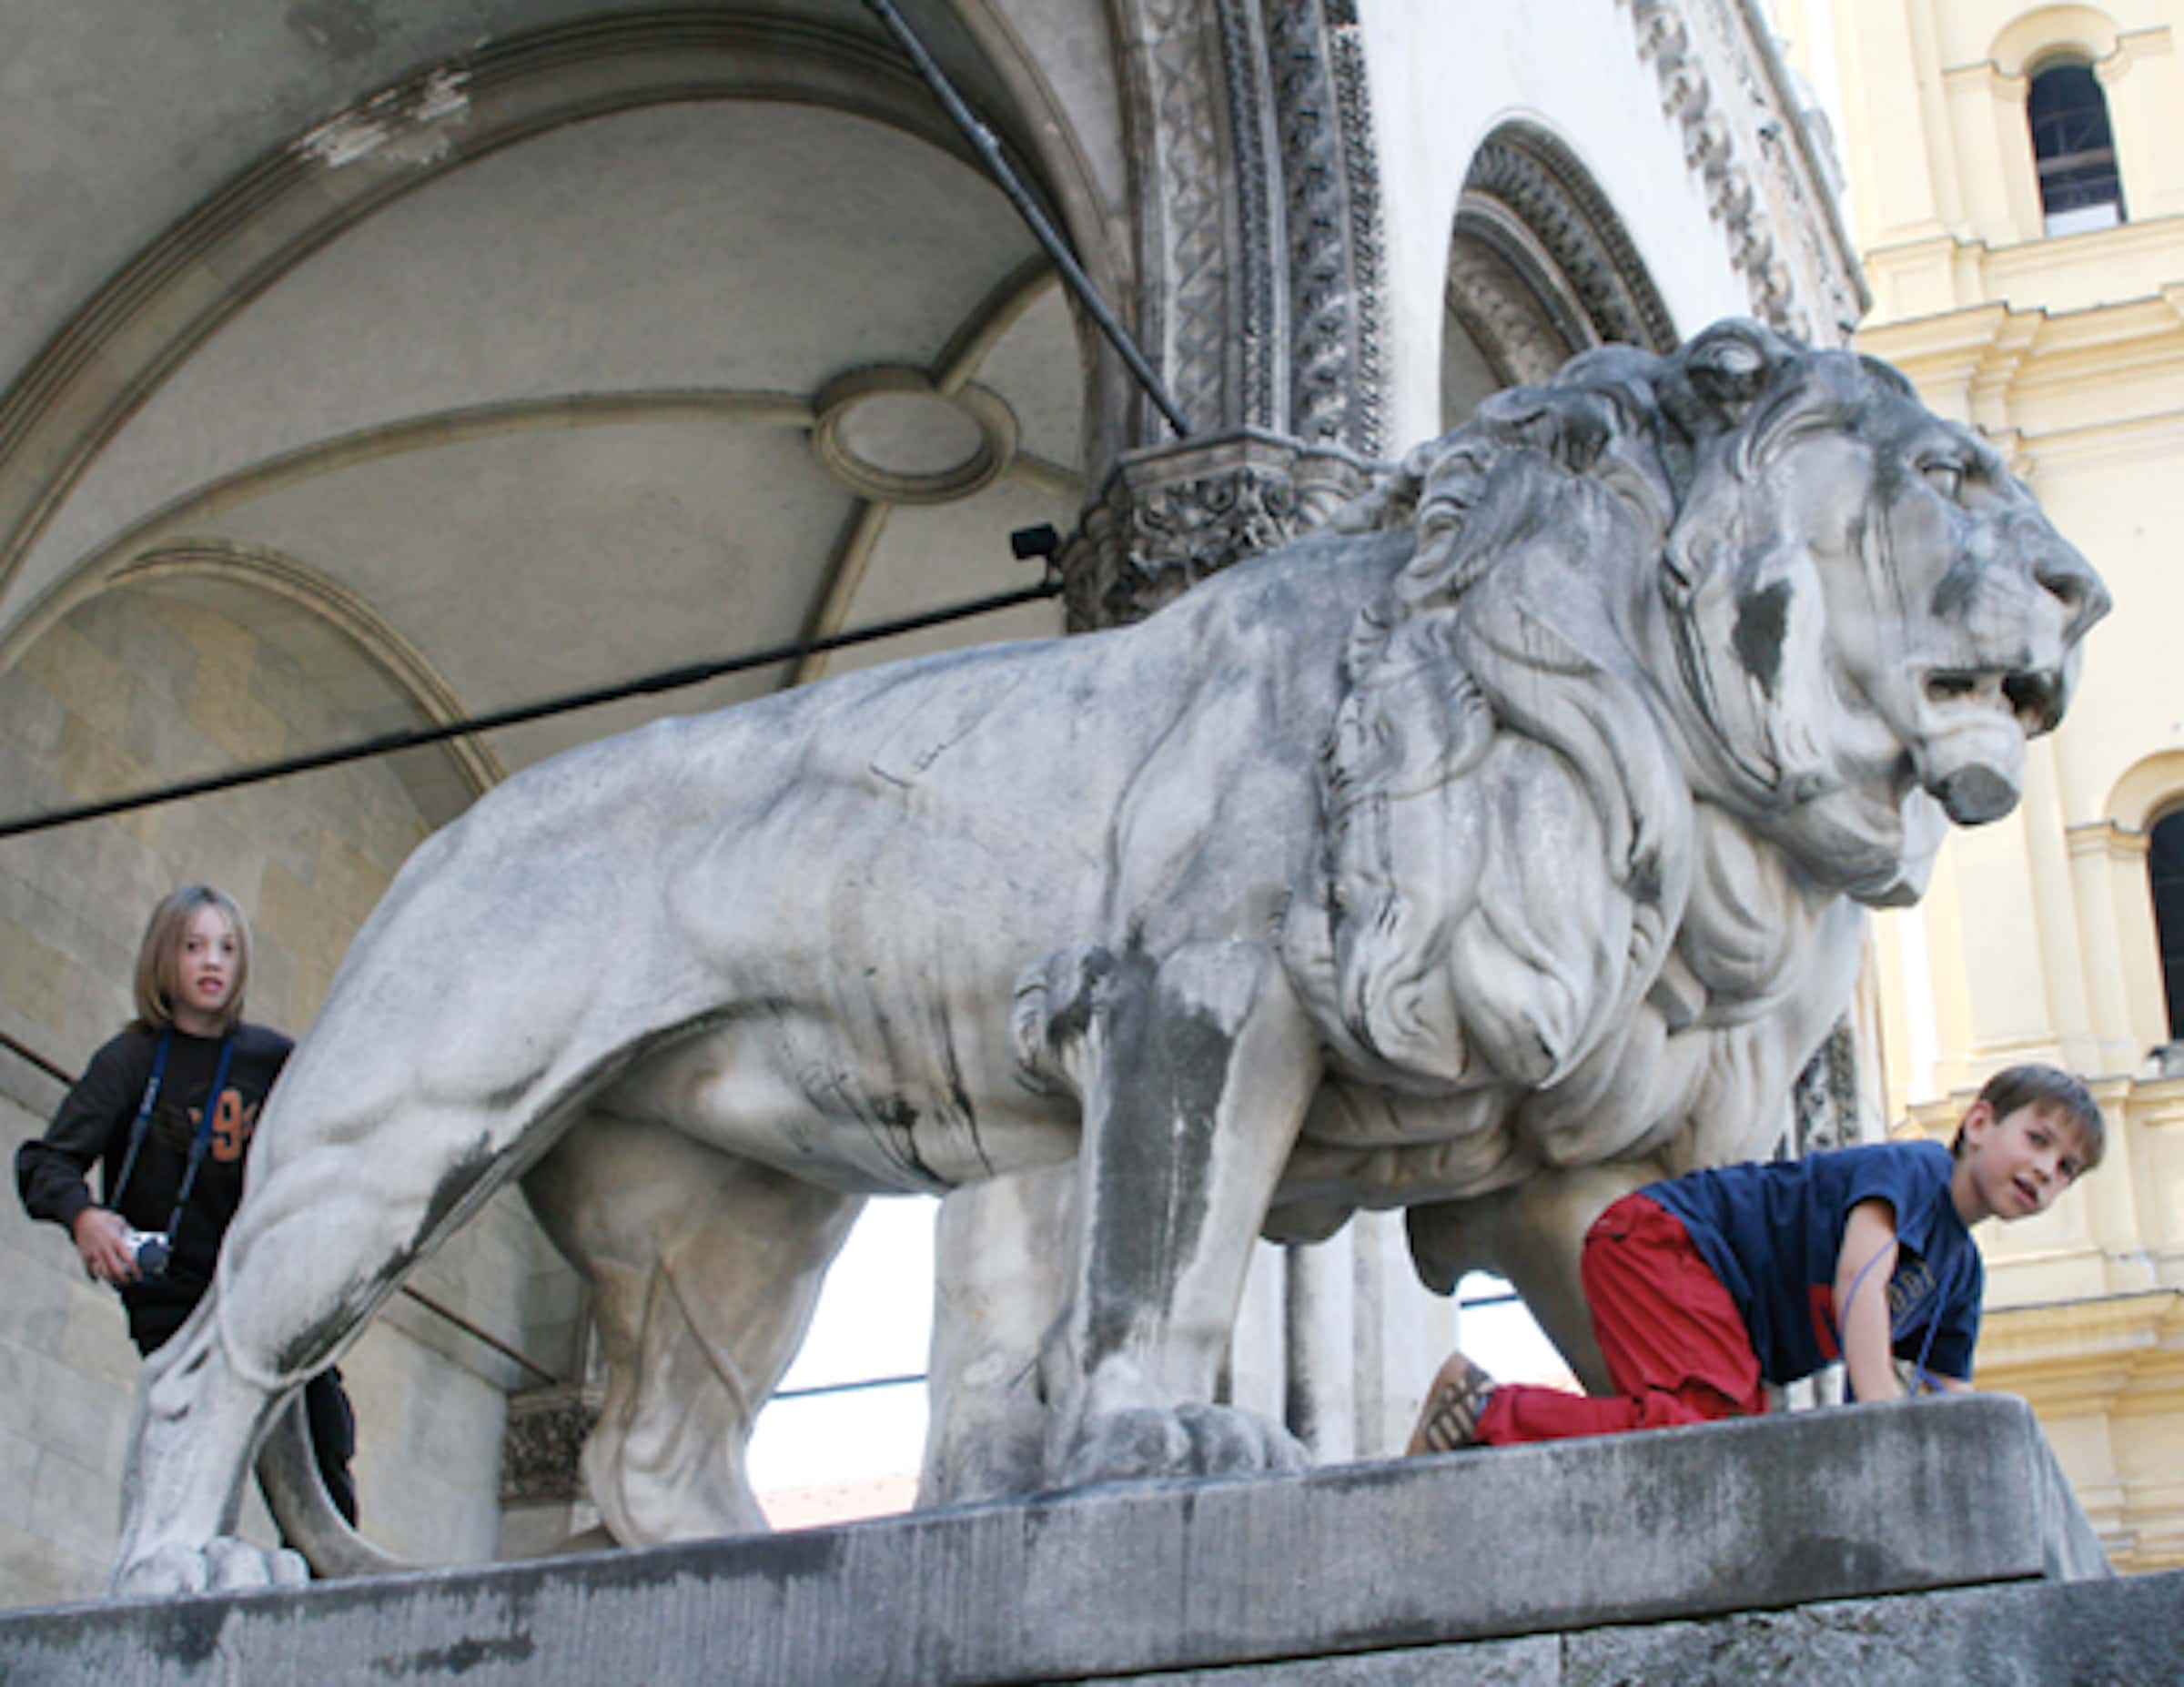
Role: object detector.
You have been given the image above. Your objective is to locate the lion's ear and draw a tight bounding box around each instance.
[1662,319,1787,442]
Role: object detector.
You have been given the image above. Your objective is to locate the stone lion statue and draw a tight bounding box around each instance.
[112,320,2104,1593]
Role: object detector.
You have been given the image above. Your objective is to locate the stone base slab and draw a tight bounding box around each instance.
[1083,1572,2184,1685]
[0,1396,2122,1685]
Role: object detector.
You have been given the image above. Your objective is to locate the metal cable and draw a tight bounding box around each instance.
[0,576,1061,841]
[862,0,1193,439]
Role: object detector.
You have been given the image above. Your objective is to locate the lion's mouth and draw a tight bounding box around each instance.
[1922,667,2065,736]
[1911,664,2064,824]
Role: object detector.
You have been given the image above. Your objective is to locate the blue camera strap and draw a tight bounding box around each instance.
[159,1034,237,1242]
[106,1026,173,1211]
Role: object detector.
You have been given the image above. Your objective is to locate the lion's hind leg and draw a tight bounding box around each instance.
[523,1113,862,1545]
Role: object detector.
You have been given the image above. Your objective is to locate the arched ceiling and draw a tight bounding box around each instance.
[2,38,1088,784]
[0,0,1063,391]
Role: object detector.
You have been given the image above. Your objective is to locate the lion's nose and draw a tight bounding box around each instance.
[1934,764,2018,824]
[2032,540,2109,641]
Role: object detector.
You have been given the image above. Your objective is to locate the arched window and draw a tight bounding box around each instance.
[2152,809,2184,1042]
[2027,59,2125,234]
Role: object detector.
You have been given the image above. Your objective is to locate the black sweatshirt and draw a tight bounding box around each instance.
[15,1021,291,1352]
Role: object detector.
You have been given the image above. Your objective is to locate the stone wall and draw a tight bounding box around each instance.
[0,587,427,1045]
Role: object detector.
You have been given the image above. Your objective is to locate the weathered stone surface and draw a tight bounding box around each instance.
[1094,1576,2184,1686]
[1555,1573,2183,1687]
[0,1398,2116,1685]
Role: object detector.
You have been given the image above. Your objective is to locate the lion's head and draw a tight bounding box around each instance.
[1288,319,2108,1121]
[1648,322,2108,903]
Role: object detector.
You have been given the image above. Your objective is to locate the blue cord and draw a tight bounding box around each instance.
[1835,1239,1896,1403]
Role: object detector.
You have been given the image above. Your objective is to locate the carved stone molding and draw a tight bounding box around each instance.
[1058,427,1377,630]
[1620,0,1867,344]
[500,1384,602,1507]
[1115,0,1388,453]
[1445,232,1575,391]
[1267,0,1387,458]
[1218,0,1282,432]
[1791,1018,1866,1156]
[1461,130,1681,358]
[1132,0,1240,438]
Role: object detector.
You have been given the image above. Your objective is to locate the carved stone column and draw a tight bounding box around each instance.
[1791,1019,1869,1156]
[500,1385,602,1509]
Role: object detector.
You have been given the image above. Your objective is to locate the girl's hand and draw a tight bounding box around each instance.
[72,1207,139,1284]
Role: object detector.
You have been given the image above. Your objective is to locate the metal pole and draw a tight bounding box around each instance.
[863,0,1194,440]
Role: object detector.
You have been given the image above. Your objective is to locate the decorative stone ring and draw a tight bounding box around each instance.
[810,365,1019,505]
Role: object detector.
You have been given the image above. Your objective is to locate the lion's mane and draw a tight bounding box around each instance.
[1284,320,1904,1172]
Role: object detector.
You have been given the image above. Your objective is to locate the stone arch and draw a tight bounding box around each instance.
[2,540,499,833]
[1442,121,1678,418]
[0,575,456,1033]
[2103,749,2184,833]
[0,390,818,672]
[2102,752,2184,1043]
[0,10,1108,610]
[1991,5,2123,78]
[107,542,500,822]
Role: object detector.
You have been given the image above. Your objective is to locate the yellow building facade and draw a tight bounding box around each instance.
[1784,0,2184,1571]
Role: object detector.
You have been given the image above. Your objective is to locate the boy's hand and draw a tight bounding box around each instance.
[72,1207,140,1285]
[1835,1198,1901,1403]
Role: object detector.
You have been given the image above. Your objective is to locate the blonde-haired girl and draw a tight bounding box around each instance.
[15,885,357,1524]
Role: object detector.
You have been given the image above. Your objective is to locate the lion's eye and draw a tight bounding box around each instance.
[1920,460,1964,499]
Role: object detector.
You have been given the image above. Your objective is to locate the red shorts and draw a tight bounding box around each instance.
[1474,1190,1768,1446]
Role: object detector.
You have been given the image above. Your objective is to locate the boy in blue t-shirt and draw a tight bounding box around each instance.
[1409,1066,2104,1452]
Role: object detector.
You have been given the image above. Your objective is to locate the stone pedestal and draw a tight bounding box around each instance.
[1,1396,2159,1685]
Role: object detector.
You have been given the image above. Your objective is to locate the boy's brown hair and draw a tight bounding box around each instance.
[1950,1064,2104,1168]
[131,885,251,1034]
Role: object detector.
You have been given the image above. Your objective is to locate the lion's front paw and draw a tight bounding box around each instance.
[1055,1402,1309,1490]
[112,1537,309,1598]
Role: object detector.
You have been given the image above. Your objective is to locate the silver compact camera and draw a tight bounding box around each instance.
[120,1227,171,1278]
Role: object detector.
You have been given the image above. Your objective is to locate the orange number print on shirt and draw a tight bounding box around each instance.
[191,1090,262,1163]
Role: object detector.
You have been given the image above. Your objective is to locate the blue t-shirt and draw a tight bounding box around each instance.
[1642,1139,1982,1388]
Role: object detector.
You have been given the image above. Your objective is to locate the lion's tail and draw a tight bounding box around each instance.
[256,1393,411,1581]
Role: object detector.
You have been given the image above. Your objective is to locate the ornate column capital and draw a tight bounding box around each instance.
[1058,427,1378,631]
[500,1384,602,1507]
